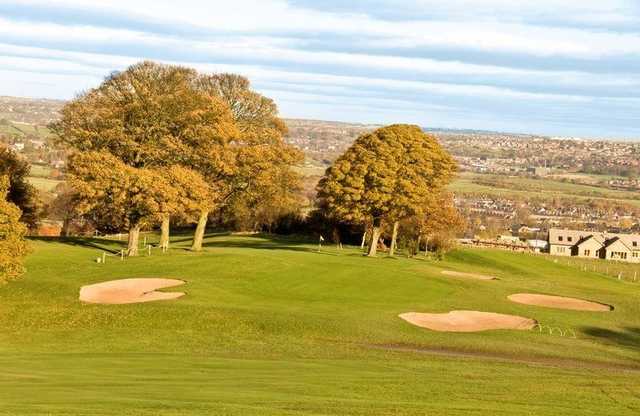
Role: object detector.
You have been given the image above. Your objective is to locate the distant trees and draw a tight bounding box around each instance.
[317,124,458,257]
[0,147,40,230]
[0,176,28,282]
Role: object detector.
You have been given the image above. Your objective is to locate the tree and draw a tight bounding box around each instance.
[0,146,40,230]
[68,152,176,256]
[317,124,457,257]
[160,165,214,251]
[199,74,304,232]
[51,61,239,251]
[0,176,28,283]
[45,182,78,237]
[416,191,465,256]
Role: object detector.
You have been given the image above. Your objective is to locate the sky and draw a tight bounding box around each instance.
[1,1,639,139]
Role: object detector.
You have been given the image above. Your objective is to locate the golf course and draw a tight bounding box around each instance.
[2,233,639,415]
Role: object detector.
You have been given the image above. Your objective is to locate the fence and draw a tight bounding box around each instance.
[93,232,168,263]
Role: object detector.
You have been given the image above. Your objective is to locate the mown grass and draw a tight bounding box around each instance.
[1,234,640,415]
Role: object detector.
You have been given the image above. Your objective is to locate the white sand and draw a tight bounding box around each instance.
[508,293,612,312]
[441,270,497,281]
[79,278,186,304]
[399,310,537,332]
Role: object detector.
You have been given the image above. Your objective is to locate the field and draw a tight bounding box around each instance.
[2,234,640,415]
[450,172,640,206]
[26,176,63,192]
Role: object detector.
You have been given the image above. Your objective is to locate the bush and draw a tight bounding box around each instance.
[0,176,28,282]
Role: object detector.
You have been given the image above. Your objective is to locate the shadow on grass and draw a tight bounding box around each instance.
[28,236,125,254]
[582,326,640,350]
[201,233,316,253]
[169,232,230,245]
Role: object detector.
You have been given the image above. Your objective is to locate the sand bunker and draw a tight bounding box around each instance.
[79,278,186,304]
[399,311,536,332]
[508,293,612,312]
[441,270,497,281]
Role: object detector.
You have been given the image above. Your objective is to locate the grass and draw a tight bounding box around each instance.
[2,234,640,415]
[26,176,62,192]
[450,172,640,206]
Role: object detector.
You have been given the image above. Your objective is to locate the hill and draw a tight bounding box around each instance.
[1,233,640,414]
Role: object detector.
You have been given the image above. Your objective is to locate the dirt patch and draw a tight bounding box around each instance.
[508,293,612,312]
[441,270,497,280]
[79,278,186,304]
[399,310,536,332]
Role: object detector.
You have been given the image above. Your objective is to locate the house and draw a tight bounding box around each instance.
[548,228,640,263]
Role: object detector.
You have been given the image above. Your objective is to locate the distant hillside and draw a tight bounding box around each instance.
[0,96,63,125]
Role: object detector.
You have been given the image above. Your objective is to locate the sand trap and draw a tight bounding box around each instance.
[508,293,612,312]
[399,311,537,332]
[79,278,186,304]
[441,270,497,281]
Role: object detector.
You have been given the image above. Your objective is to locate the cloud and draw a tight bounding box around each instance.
[0,0,639,138]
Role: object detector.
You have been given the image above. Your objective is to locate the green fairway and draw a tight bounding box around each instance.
[2,234,640,415]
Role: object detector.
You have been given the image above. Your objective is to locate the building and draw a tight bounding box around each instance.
[527,239,548,253]
[548,228,640,262]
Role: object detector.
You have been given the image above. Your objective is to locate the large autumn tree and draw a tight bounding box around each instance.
[52,61,238,253]
[317,124,457,257]
[199,74,303,232]
[0,146,40,230]
[0,176,28,283]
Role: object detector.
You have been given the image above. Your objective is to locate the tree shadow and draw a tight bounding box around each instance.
[201,233,315,253]
[28,236,125,254]
[581,326,640,351]
[169,232,230,244]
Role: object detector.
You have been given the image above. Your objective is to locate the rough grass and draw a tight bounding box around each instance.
[1,234,640,415]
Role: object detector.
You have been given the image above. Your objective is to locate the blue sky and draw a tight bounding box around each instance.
[1,1,639,139]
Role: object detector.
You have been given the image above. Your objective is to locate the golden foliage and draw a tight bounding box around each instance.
[318,124,458,226]
[68,152,174,230]
[0,176,28,283]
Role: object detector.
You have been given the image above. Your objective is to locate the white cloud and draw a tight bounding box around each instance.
[1,0,639,137]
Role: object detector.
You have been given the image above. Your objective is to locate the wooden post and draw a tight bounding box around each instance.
[120,249,124,261]
[102,252,106,264]
[148,245,151,256]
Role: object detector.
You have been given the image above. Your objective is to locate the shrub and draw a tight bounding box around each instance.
[0,176,28,282]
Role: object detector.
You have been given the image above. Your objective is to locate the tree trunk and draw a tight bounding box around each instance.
[389,221,399,256]
[367,219,382,257]
[159,214,170,250]
[360,231,367,250]
[424,236,430,256]
[127,224,141,256]
[416,235,421,257]
[191,210,208,251]
[61,218,71,237]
